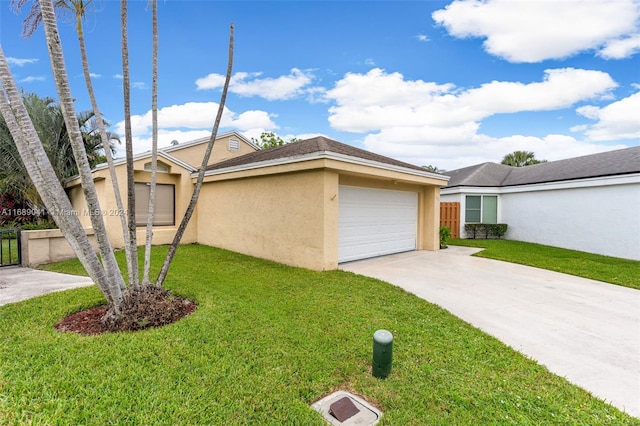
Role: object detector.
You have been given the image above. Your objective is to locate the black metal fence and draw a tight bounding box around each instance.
[0,229,21,267]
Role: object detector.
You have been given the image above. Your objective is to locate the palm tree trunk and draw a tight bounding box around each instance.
[155,24,234,287]
[0,45,120,309]
[38,0,125,309]
[76,10,129,292]
[121,0,139,288]
[142,0,158,286]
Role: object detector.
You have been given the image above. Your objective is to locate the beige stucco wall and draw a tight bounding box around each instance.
[197,169,340,270]
[21,228,97,267]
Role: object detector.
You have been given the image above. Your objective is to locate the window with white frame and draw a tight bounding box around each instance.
[465,195,498,223]
[135,183,175,226]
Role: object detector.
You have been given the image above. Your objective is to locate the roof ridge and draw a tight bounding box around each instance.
[499,163,518,185]
[466,162,500,184]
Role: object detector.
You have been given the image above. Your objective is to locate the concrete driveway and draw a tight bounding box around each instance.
[0,267,94,307]
[340,246,640,418]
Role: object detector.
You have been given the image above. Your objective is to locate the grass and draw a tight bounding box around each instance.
[449,239,640,290]
[1,244,638,425]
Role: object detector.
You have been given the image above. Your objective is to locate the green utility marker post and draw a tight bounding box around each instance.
[372,329,393,379]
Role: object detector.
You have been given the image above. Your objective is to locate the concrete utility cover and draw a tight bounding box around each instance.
[312,391,381,425]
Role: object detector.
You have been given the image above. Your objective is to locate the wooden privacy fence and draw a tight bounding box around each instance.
[440,202,460,239]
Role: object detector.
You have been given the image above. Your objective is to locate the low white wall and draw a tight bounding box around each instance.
[501,180,640,260]
[20,228,98,267]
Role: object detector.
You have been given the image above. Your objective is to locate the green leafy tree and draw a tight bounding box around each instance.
[422,164,446,173]
[501,151,547,167]
[252,131,299,149]
[0,92,117,218]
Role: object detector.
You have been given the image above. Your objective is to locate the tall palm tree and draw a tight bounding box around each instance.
[35,0,126,308]
[12,0,128,299]
[121,0,139,288]
[501,150,547,167]
[142,0,158,285]
[0,44,121,309]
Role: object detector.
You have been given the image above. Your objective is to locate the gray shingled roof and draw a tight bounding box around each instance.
[445,146,640,188]
[205,136,429,173]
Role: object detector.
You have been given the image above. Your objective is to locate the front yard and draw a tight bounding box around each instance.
[1,244,638,424]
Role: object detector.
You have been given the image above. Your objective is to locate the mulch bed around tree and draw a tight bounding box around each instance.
[55,285,197,335]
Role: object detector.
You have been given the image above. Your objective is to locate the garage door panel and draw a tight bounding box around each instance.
[339,186,417,263]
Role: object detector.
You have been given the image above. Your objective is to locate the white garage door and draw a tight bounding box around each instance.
[339,186,418,263]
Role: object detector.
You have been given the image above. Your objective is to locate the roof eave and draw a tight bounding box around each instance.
[196,150,450,182]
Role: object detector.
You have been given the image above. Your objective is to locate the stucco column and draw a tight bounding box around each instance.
[322,170,340,270]
[420,186,440,251]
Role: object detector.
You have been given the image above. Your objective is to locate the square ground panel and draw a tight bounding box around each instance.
[311,390,381,425]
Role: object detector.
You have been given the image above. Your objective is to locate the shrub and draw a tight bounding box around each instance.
[439,225,451,248]
[464,223,508,239]
[491,223,508,239]
[464,223,478,239]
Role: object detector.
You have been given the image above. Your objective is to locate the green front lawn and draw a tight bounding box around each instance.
[449,239,640,290]
[1,245,637,424]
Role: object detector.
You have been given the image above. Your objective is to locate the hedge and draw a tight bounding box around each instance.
[463,223,508,239]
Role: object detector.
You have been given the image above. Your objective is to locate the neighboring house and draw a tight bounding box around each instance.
[66,132,449,270]
[440,146,640,261]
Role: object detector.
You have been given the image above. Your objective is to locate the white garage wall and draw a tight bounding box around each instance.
[501,178,640,260]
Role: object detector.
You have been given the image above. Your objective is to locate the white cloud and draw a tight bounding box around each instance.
[364,58,376,66]
[113,74,123,79]
[132,82,147,90]
[195,68,315,100]
[89,73,102,79]
[576,92,640,140]
[432,0,640,62]
[325,68,616,132]
[416,34,430,42]
[599,34,640,59]
[18,76,46,83]
[323,67,630,170]
[7,57,38,66]
[113,102,277,155]
[363,131,630,171]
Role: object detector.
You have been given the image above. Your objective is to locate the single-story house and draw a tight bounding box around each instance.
[66,132,449,270]
[440,146,640,261]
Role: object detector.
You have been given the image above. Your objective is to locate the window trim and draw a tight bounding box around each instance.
[465,195,498,224]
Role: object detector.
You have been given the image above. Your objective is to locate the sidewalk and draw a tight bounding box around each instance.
[0,267,93,306]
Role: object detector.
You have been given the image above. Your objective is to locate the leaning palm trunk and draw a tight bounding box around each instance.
[120,0,139,288]
[0,45,121,309]
[39,0,126,310]
[156,24,234,287]
[142,0,158,286]
[75,6,129,291]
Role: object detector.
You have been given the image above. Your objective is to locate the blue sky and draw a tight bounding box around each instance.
[2,0,639,170]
